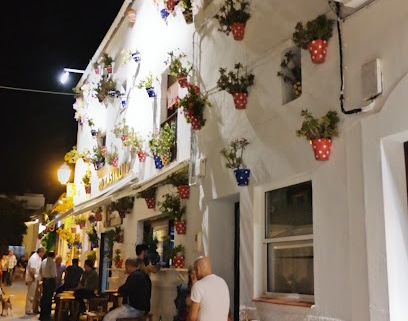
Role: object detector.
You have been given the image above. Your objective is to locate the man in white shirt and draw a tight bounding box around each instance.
[6,250,17,286]
[25,248,46,315]
[39,251,57,321]
[188,256,230,321]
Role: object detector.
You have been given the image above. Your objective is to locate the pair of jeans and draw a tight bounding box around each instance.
[39,278,56,320]
[103,304,145,321]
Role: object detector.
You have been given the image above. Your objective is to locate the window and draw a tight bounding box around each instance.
[264,180,313,301]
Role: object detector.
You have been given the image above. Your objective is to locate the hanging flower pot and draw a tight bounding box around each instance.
[165,0,176,12]
[85,186,91,194]
[93,160,105,171]
[146,87,156,98]
[231,22,246,41]
[95,211,103,221]
[131,52,141,62]
[311,138,332,161]
[94,67,100,75]
[174,220,187,235]
[233,168,251,186]
[121,98,126,108]
[177,74,188,88]
[308,39,328,64]
[115,259,123,269]
[189,115,202,130]
[126,9,136,23]
[119,211,126,219]
[79,223,85,229]
[67,242,72,250]
[182,9,193,24]
[105,64,113,74]
[232,92,248,109]
[108,90,117,97]
[177,185,190,199]
[137,151,147,162]
[160,152,172,165]
[160,9,170,20]
[71,227,76,233]
[144,197,156,209]
[173,255,184,268]
[91,129,98,137]
[117,232,124,243]
[91,240,99,249]
[154,156,163,169]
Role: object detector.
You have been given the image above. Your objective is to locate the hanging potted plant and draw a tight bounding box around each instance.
[165,50,192,88]
[166,167,190,199]
[173,84,211,130]
[121,48,141,63]
[64,146,81,164]
[86,223,100,248]
[217,63,255,109]
[93,207,103,222]
[114,249,123,268]
[170,244,185,268]
[158,193,186,234]
[75,215,87,229]
[148,122,176,168]
[106,146,119,168]
[91,145,107,170]
[148,130,163,169]
[277,50,302,98]
[296,109,340,161]
[292,14,335,64]
[108,196,135,218]
[221,138,251,186]
[93,61,100,75]
[214,0,251,41]
[94,77,118,102]
[164,0,177,13]
[137,186,157,209]
[82,168,92,194]
[126,8,136,23]
[101,52,114,74]
[137,73,158,98]
[180,0,193,24]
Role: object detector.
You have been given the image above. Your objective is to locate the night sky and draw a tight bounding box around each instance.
[0,1,124,204]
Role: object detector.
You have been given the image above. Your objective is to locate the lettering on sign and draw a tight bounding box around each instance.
[99,162,130,190]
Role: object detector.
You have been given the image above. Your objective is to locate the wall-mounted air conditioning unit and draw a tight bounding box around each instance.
[334,0,371,8]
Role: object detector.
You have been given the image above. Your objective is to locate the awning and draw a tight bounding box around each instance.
[46,171,139,227]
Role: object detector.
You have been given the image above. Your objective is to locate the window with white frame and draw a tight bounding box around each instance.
[264,180,314,300]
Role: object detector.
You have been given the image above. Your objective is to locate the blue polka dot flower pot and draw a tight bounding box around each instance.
[234,168,251,186]
[160,9,169,20]
[132,52,141,62]
[146,87,156,97]
[154,156,163,169]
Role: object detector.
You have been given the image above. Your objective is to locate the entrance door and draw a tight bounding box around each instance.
[233,202,240,321]
[98,233,111,293]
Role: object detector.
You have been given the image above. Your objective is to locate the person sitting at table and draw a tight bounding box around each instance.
[102,257,151,321]
[74,259,98,313]
[55,258,84,295]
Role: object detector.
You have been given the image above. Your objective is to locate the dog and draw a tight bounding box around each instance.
[0,288,13,317]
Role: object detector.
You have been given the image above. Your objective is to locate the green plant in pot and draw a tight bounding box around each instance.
[215,0,251,41]
[221,138,251,186]
[292,14,335,64]
[277,50,302,98]
[149,122,176,166]
[296,109,339,161]
[217,63,254,109]
[137,186,157,209]
[166,167,190,199]
[94,77,118,102]
[166,50,192,87]
[158,193,187,234]
[179,0,193,24]
[170,244,185,268]
[108,196,135,218]
[101,52,114,73]
[137,73,158,97]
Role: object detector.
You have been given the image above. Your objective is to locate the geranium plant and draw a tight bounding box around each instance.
[94,77,118,102]
[221,138,250,169]
[173,85,211,130]
[217,63,254,95]
[165,50,192,77]
[101,52,114,67]
[137,186,157,199]
[157,193,186,221]
[148,122,176,156]
[166,167,189,186]
[296,109,339,141]
[106,146,119,167]
[215,0,251,40]
[91,145,107,163]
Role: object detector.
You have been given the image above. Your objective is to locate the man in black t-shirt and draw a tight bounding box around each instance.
[103,258,151,321]
[55,258,84,295]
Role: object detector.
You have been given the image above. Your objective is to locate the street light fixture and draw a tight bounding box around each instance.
[57,163,71,185]
[60,68,85,84]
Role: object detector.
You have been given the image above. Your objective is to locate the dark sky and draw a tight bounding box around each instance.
[0,1,124,204]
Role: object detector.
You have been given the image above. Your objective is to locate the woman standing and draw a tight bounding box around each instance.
[1,255,8,285]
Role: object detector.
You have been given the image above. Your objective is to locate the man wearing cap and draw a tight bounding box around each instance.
[25,247,46,315]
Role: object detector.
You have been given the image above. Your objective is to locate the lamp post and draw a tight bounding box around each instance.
[60,68,85,84]
[57,163,71,185]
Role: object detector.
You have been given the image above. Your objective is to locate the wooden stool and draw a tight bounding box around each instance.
[112,293,122,309]
[89,296,108,313]
[55,296,79,321]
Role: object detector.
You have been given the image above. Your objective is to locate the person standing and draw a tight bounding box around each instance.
[135,244,159,274]
[55,258,83,295]
[103,258,151,321]
[25,247,46,315]
[74,259,98,313]
[1,255,8,285]
[39,251,57,321]
[6,250,17,286]
[55,255,66,287]
[187,256,230,321]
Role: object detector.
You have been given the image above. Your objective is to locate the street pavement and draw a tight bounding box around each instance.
[1,279,39,321]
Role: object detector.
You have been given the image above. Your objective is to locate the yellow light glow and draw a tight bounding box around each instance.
[57,163,71,185]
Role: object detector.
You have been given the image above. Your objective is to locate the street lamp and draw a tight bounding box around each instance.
[60,68,85,84]
[57,163,71,185]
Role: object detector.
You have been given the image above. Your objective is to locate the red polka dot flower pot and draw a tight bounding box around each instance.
[177,185,190,199]
[311,138,332,161]
[144,197,156,209]
[231,22,246,41]
[308,39,328,64]
[173,255,184,269]
[174,220,187,235]
[232,92,248,109]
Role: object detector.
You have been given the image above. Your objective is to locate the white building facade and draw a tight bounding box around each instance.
[58,0,408,320]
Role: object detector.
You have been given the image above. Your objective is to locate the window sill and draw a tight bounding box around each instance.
[253,297,314,308]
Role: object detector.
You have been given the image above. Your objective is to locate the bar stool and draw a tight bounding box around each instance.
[55,295,79,321]
[89,296,108,313]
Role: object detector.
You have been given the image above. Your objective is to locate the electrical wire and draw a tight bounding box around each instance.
[0,85,75,96]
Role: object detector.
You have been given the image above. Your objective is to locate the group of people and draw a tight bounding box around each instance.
[0,250,17,287]
[22,244,230,321]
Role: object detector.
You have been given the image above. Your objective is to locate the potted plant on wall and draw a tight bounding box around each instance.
[137,73,158,98]
[217,63,255,109]
[277,50,302,98]
[94,77,118,102]
[296,109,339,161]
[86,223,99,248]
[292,14,335,64]
[101,52,114,74]
[221,138,251,186]
[166,167,190,199]
[91,145,107,170]
[166,50,192,88]
[173,84,211,130]
[108,197,135,218]
[215,0,251,41]
[106,146,119,167]
[148,122,176,168]
[75,215,87,229]
[82,168,92,194]
[114,249,123,268]
[93,61,100,75]
[180,0,193,24]
[137,186,157,209]
[171,244,185,268]
[158,193,186,234]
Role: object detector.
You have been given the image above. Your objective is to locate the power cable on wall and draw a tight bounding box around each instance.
[0,85,75,96]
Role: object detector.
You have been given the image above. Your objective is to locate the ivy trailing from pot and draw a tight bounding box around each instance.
[215,0,251,41]
[292,14,335,64]
[296,109,340,161]
[217,63,254,109]
[158,193,187,234]
[221,138,251,186]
